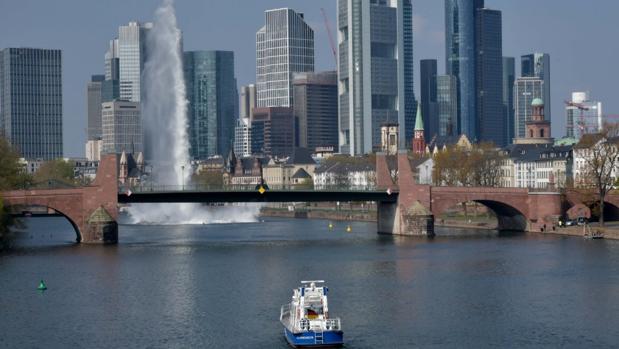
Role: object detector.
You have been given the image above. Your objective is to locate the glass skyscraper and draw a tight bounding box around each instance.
[521,53,551,120]
[514,77,543,139]
[87,75,105,141]
[475,8,505,146]
[256,8,314,108]
[338,0,415,155]
[445,0,484,140]
[420,59,438,141]
[118,21,152,102]
[502,57,515,143]
[184,51,238,159]
[436,75,458,137]
[0,48,63,159]
[101,100,142,154]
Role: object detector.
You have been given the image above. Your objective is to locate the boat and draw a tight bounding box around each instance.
[280,280,343,348]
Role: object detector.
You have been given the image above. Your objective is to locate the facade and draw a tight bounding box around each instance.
[262,149,317,188]
[184,51,238,159]
[101,101,142,154]
[314,162,376,190]
[87,75,105,141]
[293,71,338,150]
[0,48,63,160]
[521,53,550,120]
[256,8,314,108]
[514,77,543,139]
[507,144,572,189]
[103,39,120,103]
[436,75,458,137]
[251,107,295,158]
[502,57,515,144]
[85,139,103,162]
[118,21,152,102]
[445,0,485,140]
[380,124,399,155]
[240,84,257,121]
[338,0,415,155]
[475,8,504,146]
[566,92,604,140]
[234,118,251,158]
[420,59,438,140]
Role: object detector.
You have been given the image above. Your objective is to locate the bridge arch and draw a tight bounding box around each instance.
[434,199,528,232]
[5,203,83,243]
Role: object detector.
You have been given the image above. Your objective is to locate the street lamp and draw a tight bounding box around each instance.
[181,165,185,191]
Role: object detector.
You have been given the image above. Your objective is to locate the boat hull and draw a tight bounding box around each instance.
[284,328,343,348]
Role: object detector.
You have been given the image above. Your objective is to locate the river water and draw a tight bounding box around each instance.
[1,217,619,348]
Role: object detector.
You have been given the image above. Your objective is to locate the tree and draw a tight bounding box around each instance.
[0,136,31,190]
[432,142,504,187]
[193,170,224,189]
[33,159,76,187]
[578,125,619,226]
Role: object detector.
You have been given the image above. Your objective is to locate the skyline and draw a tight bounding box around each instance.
[1,0,618,157]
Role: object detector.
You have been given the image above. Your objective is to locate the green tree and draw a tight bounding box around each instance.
[0,136,31,190]
[33,159,76,187]
[193,170,224,189]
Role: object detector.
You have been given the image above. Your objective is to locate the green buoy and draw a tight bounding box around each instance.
[37,280,47,291]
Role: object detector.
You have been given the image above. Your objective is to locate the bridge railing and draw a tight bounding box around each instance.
[121,184,381,194]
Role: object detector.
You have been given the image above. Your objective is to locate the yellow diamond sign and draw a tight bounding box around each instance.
[258,186,266,195]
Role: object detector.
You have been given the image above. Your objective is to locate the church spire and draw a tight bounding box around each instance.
[412,103,426,155]
[414,103,424,131]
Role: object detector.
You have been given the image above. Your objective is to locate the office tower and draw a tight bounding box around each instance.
[240,84,257,122]
[101,100,142,154]
[338,0,415,155]
[521,53,550,120]
[118,21,152,102]
[502,57,515,143]
[87,75,105,141]
[256,8,314,108]
[566,92,604,140]
[103,39,120,102]
[420,59,438,140]
[445,0,484,140]
[514,77,543,139]
[293,71,338,150]
[234,118,251,158]
[475,8,504,146]
[184,51,238,159]
[251,107,294,158]
[0,48,63,159]
[436,75,458,136]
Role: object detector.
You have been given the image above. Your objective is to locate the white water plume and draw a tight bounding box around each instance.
[126,0,260,225]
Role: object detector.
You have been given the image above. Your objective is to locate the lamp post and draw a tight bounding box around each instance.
[181,165,185,191]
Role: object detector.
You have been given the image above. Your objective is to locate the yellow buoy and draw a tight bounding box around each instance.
[328,223,334,230]
[346,225,352,233]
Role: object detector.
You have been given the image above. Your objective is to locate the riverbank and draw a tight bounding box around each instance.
[543,225,619,240]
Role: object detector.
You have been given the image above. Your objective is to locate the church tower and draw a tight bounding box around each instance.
[412,104,426,154]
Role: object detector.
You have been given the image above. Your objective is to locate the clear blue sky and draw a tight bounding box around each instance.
[1,0,618,157]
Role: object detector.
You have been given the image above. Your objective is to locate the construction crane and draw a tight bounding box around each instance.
[565,100,590,135]
[320,8,337,67]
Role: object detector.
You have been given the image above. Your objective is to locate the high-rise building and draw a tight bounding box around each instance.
[338,0,415,155]
[420,59,438,140]
[0,48,63,159]
[514,77,543,139]
[256,8,314,108]
[293,71,338,150]
[566,92,604,140]
[436,75,458,137]
[118,21,152,102]
[251,107,294,158]
[240,84,257,122]
[87,75,105,141]
[475,8,505,146]
[445,0,484,140]
[184,51,238,159]
[521,53,550,120]
[101,100,142,154]
[502,57,515,143]
[234,118,251,158]
[103,39,120,102]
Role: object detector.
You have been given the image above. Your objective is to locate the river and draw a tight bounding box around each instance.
[1,217,618,348]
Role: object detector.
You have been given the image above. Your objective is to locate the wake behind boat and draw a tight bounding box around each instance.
[280,281,343,348]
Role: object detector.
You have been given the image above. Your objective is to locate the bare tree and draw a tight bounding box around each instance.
[579,125,619,226]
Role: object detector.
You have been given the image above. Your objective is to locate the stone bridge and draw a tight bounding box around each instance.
[376,152,563,236]
[1,155,118,243]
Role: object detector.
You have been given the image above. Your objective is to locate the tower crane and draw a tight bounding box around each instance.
[320,8,337,67]
[565,100,590,135]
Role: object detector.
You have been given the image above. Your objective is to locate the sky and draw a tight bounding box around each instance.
[1,0,618,157]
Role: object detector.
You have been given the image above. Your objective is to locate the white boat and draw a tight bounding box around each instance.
[280,281,343,348]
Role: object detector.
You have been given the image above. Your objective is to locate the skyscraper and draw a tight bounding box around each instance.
[521,53,550,120]
[338,0,415,155]
[514,77,543,139]
[566,92,604,140]
[103,39,120,102]
[0,48,63,159]
[251,107,295,158]
[240,84,257,122]
[234,118,251,158]
[502,57,515,143]
[101,100,142,154]
[436,75,458,137]
[184,51,238,159]
[293,71,338,150]
[118,21,152,102]
[475,8,504,146]
[420,59,438,140]
[256,8,314,108]
[445,0,484,140]
[87,75,105,140]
